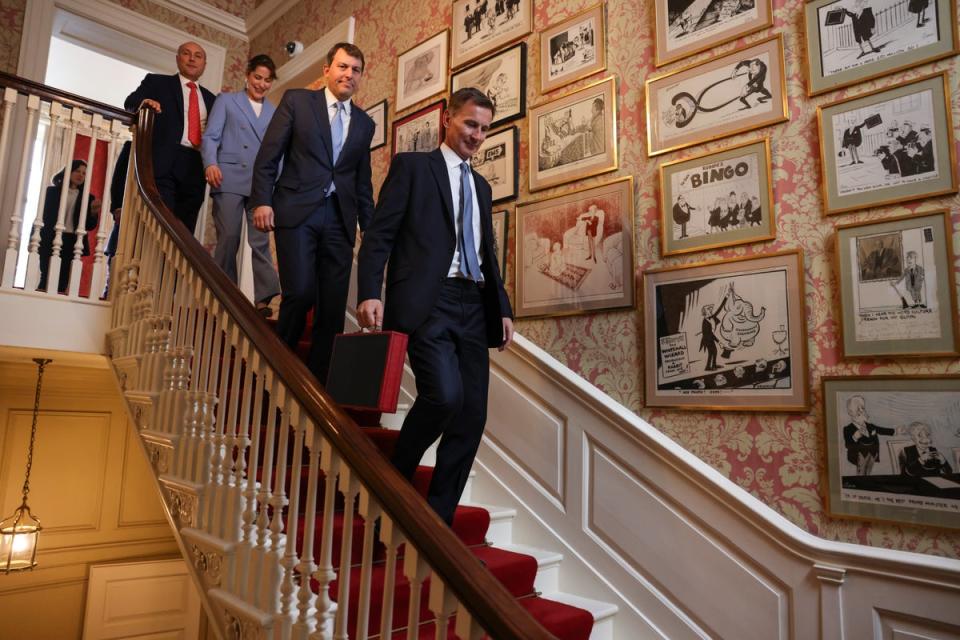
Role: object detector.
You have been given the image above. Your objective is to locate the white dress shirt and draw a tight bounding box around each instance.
[440,143,484,279]
[178,73,208,148]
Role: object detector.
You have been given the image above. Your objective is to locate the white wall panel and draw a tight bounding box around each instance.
[586,439,789,640]
[487,367,567,506]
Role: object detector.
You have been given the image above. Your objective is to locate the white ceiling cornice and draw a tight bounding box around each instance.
[245,0,301,41]
[150,0,248,42]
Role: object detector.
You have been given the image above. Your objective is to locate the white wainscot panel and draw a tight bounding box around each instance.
[877,608,960,640]
[585,437,790,640]
[486,368,566,507]
[83,559,200,639]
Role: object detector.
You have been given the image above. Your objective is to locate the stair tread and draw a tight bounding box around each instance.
[538,591,620,621]
[499,543,564,567]
[462,501,516,521]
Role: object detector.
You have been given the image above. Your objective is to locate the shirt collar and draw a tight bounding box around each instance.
[324,87,351,115]
[178,73,199,87]
[440,143,469,169]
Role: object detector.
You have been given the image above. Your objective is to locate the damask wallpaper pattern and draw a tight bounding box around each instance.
[251,0,960,558]
[0,0,27,74]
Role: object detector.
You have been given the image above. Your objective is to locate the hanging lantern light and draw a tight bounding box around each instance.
[1,358,51,573]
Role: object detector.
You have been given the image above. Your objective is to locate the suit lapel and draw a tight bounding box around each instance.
[170,74,184,121]
[236,93,264,142]
[338,103,362,166]
[312,88,334,162]
[428,149,456,237]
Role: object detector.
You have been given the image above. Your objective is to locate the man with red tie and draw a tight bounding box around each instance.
[125,41,217,233]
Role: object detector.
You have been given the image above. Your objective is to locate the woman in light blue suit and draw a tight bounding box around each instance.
[202,54,281,316]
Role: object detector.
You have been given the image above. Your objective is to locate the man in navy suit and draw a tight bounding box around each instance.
[251,42,375,382]
[201,54,281,315]
[357,88,514,526]
[125,41,217,233]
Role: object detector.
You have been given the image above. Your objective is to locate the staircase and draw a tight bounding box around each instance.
[102,104,603,639]
[276,315,615,638]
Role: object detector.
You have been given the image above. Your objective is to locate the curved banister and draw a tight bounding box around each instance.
[130,106,555,639]
[0,70,133,124]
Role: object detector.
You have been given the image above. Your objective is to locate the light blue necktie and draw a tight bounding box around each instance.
[459,162,481,281]
[331,101,345,166]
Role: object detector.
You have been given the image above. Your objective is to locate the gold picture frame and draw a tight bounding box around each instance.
[395,30,449,113]
[822,375,960,530]
[833,209,960,358]
[658,137,776,256]
[816,71,957,215]
[802,0,959,97]
[641,249,810,412]
[653,0,773,67]
[645,33,788,157]
[514,176,634,319]
[451,0,532,68]
[539,3,607,94]
[528,76,619,192]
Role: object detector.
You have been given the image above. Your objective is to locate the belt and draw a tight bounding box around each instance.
[447,276,485,289]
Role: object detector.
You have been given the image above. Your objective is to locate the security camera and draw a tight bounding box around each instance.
[285,41,304,57]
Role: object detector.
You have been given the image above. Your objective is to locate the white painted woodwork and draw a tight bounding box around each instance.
[455,336,960,639]
[0,289,111,354]
[18,0,227,88]
[82,559,202,639]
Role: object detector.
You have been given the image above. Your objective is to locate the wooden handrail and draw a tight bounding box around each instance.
[0,71,133,124]
[132,106,556,640]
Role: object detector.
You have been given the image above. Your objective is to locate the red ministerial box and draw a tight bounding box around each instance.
[326,331,408,413]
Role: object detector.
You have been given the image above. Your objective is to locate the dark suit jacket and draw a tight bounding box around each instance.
[124,73,216,177]
[899,444,953,477]
[357,149,513,347]
[249,88,375,243]
[842,422,895,466]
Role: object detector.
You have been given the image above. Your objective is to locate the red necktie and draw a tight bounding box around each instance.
[186,81,201,146]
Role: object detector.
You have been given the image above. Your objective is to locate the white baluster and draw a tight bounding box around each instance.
[226,337,253,546]
[453,604,484,640]
[378,514,403,640]
[236,351,265,599]
[25,101,67,291]
[403,547,430,640]
[90,119,124,298]
[0,88,19,206]
[43,105,82,295]
[282,407,305,620]
[428,575,457,640]
[356,489,382,639]
[2,94,41,288]
[67,112,99,297]
[253,376,282,612]
[310,442,339,639]
[294,422,321,637]
[334,463,360,640]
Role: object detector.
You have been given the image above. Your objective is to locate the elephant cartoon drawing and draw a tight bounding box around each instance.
[718,283,766,349]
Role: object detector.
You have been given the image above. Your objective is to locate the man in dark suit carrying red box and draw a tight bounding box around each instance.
[356,88,513,526]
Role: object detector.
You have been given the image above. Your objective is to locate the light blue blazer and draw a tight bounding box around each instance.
[201,91,276,197]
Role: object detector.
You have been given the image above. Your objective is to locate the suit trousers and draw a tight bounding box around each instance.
[392,278,490,526]
[211,192,281,304]
[156,146,206,233]
[274,194,353,383]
